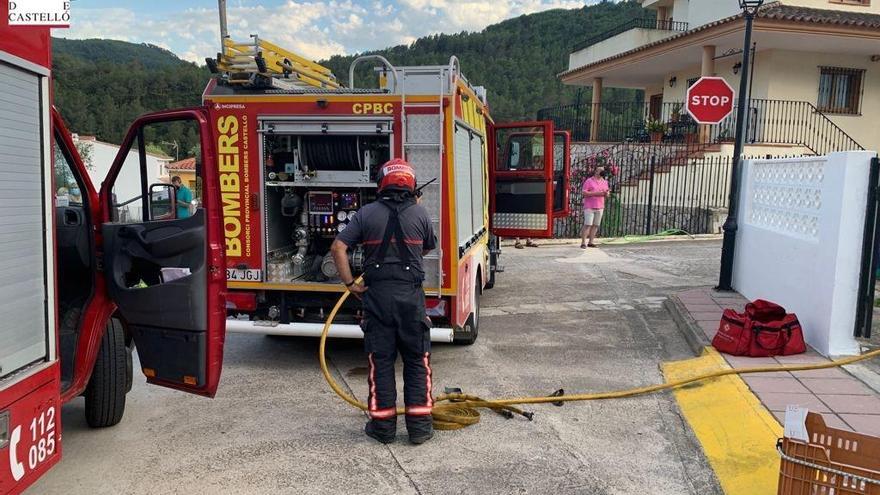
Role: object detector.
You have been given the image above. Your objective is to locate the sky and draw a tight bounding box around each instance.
[58,0,590,63]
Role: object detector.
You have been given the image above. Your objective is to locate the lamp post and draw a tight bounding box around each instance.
[161,140,180,161]
[717,0,763,291]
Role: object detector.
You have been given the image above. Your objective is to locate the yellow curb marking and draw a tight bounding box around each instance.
[662,348,782,495]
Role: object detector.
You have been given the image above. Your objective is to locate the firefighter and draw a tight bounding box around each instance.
[330,158,437,445]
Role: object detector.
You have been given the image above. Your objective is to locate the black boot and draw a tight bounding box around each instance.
[364,419,396,444]
[406,415,434,445]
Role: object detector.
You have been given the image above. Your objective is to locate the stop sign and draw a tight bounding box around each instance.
[686,77,735,124]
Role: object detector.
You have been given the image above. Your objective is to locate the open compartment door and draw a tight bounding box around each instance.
[552,131,571,219]
[98,108,226,397]
[489,121,556,238]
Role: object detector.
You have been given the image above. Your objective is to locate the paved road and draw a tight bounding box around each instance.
[33,240,724,495]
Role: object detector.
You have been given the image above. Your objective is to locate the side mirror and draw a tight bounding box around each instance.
[149,183,177,220]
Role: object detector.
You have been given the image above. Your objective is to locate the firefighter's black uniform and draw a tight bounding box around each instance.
[335,192,437,443]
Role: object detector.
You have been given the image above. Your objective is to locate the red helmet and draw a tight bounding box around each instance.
[376,158,416,193]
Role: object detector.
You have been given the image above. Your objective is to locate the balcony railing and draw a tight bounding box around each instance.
[536,99,864,156]
[571,17,689,52]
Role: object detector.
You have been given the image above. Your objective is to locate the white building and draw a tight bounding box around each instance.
[71,135,170,220]
[559,0,880,154]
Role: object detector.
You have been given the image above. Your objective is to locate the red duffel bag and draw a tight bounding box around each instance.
[749,314,807,357]
[712,309,751,356]
[711,300,806,357]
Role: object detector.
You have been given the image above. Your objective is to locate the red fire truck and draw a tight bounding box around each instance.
[1,14,228,495]
[209,32,571,345]
[1,6,570,491]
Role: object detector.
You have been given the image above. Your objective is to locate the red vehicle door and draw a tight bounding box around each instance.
[552,130,571,219]
[489,121,559,238]
[98,108,227,397]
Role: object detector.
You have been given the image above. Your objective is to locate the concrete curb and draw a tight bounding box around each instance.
[664,294,710,357]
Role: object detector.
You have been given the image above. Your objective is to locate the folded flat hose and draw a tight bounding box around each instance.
[319,278,880,430]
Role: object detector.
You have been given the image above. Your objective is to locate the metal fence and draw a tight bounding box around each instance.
[541,97,864,239]
[554,144,809,239]
[537,99,863,155]
[555,144,732,238]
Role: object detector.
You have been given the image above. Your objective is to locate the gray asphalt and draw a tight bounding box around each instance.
[32,239,724,495]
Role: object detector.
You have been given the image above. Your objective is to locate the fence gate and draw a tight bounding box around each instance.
[855,156,880,339]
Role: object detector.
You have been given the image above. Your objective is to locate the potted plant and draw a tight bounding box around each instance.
[670,102,683,122]
[645,119,667,143]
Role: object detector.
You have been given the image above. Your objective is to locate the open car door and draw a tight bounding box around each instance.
[552,130,571,219]
[489,121,568,238]
[98,108,226,397]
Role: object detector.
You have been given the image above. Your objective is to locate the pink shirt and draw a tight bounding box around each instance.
[582,176,609,210]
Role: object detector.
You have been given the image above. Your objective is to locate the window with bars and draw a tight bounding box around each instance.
[817,67,865,115]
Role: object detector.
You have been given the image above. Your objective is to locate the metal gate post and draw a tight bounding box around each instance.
[855,156,880,339]
[645,155,656,236]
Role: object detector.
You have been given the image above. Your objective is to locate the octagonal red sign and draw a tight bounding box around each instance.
[686,77,735,124]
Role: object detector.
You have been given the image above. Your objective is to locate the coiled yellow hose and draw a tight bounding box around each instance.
[319,279,880,430]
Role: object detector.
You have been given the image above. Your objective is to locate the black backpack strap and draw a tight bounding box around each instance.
[374,199,416,265]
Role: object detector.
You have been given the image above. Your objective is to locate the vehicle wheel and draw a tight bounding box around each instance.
[453,277,480,346]
[125,338,134,393]
[84,318,128,428]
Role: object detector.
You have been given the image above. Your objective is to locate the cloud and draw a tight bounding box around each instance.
[60,0,594,63]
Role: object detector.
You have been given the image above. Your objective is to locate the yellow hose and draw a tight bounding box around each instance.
[319,279,880,430]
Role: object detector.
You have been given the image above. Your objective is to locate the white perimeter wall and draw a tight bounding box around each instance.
[732,151,877,356]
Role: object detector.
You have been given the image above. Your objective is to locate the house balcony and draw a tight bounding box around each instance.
[568,17,689,72]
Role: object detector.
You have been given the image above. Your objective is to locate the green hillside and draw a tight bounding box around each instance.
[53,38,187,69]
[323,0,644,121]
[52,0,643,150]
[52,38,209,152]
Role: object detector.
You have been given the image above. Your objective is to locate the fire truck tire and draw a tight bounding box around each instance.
[84,318,128,428]
[453,276,480,346]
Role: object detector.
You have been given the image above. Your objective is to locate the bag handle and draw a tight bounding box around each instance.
[746,299,786,320]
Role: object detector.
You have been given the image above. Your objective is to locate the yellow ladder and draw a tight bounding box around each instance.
[217,35,340,89]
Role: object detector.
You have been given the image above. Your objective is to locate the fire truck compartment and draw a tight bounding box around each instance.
[260,119,391,285]
[0,61,49,380]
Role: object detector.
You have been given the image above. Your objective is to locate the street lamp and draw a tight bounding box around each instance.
[161,140,180,161]
[717,0,764,291]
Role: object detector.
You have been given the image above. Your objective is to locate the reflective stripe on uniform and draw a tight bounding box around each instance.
[369,407,397,419]
[368,353,378,411]
[424,352,433,407]
[405,405,433,416]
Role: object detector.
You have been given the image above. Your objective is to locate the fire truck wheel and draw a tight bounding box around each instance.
[453,277,480,346]
[84,318,128,428]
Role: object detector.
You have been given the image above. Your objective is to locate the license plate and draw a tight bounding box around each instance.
[226,269,261,282]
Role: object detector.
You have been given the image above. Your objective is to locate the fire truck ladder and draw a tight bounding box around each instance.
[399,59,460,298]
[209,35,340,90]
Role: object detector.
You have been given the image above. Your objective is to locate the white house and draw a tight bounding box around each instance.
[71,135,171,220]
[559,0,880,154]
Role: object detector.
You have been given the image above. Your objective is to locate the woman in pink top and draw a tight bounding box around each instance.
[581,166,610,248]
